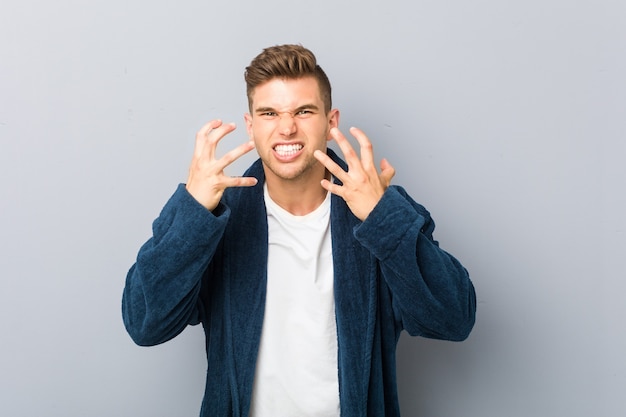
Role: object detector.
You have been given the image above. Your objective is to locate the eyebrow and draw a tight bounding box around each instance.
[254,104,321,114]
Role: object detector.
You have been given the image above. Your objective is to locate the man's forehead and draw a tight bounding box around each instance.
[250,77,323,107]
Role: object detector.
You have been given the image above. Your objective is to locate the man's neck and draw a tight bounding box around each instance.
[264,168,330,216]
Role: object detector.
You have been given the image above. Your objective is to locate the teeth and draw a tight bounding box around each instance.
[274,144,302,156]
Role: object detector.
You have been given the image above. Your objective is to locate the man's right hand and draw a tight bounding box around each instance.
[185,120,257,211]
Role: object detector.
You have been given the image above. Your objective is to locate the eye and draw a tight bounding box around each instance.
[295,109,314,117]
[260,111,277,118]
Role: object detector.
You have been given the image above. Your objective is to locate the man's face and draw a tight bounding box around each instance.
[245,76,339,184]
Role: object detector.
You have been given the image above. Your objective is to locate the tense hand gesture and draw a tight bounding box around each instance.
[314,127,395,221]
[186,120,257,211]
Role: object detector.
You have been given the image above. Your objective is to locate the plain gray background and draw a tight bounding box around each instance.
[1,0,624,416]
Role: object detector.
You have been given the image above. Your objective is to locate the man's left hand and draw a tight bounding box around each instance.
[314,127,395,221]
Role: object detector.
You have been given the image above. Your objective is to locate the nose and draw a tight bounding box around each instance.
[278,113,297,136]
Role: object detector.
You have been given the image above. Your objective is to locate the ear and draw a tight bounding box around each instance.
[327,109,340,140]
[244,113,253,139]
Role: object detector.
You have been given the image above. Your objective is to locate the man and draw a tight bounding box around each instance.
[122,44,476,417]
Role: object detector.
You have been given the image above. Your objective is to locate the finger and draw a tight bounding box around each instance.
[194,120,223,158]
[320,178,344,197]
[201,122,237,162]
[329,127,359,167]
[314,150,348,181]
[349,126,375,171]
[215,140,256,172]
[222,175,258,188]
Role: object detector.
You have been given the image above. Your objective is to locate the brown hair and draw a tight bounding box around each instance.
[244,44,332,112]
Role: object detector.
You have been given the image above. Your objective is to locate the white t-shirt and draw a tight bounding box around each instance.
[249,184,339,417]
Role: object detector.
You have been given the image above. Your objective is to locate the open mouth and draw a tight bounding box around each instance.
[274,144,303,158]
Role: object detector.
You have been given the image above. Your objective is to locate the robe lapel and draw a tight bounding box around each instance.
[222,165,268,416]
[330,180,378,415]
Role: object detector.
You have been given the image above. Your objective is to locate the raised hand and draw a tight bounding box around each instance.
[314,127,395,221]
[186,120,257,211]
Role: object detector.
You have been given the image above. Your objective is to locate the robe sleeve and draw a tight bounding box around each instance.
[122,184,230,346]
[354,186,476,341]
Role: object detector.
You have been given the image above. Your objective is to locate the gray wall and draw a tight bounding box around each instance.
[1,0,624,416]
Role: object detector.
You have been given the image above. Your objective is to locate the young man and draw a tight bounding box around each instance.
[122,44,476,417]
